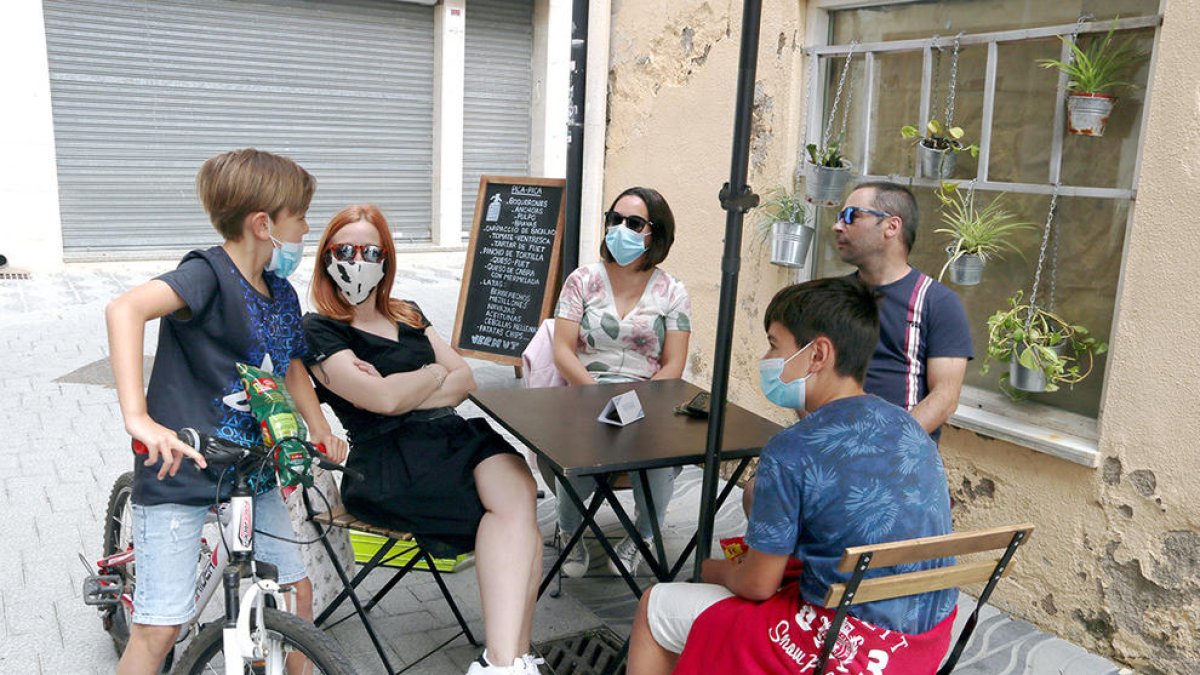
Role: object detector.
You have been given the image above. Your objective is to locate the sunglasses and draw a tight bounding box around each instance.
[604,210,652,233]
[837,206,892,224]
[326,243,384,264]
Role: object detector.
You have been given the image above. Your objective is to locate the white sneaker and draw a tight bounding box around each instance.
[557,530,589,578]
[465,651,525,674]
[521,653,546,674]
[608,536,651,576]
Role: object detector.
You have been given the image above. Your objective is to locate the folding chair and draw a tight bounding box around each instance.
[303,494,480,674]
[815,523,1035,675]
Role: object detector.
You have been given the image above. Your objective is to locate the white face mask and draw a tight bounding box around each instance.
[326,258,386,305]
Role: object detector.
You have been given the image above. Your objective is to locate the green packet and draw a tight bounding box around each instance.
[236,362,311,487]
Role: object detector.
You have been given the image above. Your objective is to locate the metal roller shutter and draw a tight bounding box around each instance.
[462,0,534,232]
[42,0,435,253]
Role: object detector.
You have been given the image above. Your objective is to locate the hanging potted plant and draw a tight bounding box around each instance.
[934,182,1032,286]
[803,45,858,207]
[981,291,1108,396]
[901,120,980,179]
[804,141,853,208]
[754,187,813,268]
[1038,21,1146,137]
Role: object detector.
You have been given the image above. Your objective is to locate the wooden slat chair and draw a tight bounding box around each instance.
[814,523,1035,675]
[303,496,479,675]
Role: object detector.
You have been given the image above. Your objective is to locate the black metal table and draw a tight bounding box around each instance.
[470,379,782,600]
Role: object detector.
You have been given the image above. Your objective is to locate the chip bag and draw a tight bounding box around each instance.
[236,362,311,487]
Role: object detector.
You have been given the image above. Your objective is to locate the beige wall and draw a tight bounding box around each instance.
[603,1,1199,671]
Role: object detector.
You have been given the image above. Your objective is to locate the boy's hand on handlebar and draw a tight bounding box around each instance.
[127,415,208,478]
[310,430,348,464]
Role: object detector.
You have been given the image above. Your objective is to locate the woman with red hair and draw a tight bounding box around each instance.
[303,204,542,675]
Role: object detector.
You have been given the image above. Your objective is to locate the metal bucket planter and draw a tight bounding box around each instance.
[946,248,984,285]
[804,159,853,208]
[770,220,816,268]
[917,141,959,179]
[1066,93,1116,137]
[1009,342,1065,393]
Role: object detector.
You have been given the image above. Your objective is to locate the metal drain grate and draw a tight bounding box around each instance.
[535,626,626,675]
[0,271,32,280]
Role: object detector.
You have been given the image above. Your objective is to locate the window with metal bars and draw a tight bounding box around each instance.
[804,0,1161,421]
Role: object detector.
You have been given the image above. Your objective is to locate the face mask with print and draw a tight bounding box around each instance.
[265,216,305,279]
[604,225,647,267]
[326,259,386,305]
[758,341,814,410]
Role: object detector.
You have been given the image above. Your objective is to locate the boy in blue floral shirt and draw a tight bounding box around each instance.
[630,278,956,674]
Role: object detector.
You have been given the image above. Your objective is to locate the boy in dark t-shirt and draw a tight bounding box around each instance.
[105,149,347,675]
[629,278,957,675]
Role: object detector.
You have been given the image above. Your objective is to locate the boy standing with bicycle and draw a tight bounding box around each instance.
[106,148,348,674]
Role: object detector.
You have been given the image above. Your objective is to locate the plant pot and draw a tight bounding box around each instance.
[917,140,959,179]
[1066,93,1116,137]
[770,220,816,268]
[1009,342,1065,393]
[946,248,984,285]
[804,159,853,208]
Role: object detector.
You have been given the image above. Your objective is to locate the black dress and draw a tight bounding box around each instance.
[302,307,518,556]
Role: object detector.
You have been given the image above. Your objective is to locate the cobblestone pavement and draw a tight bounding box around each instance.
[0,252,1126,674]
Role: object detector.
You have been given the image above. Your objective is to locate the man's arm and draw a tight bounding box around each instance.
[910,356,967,433]
[700,549,790,602]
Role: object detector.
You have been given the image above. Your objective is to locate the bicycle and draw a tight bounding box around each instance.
[83,428,358,674]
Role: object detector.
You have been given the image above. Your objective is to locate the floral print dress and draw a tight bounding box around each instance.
[555,262,691,383]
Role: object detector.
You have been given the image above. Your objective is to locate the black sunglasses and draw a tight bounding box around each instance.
[837,206,891,224]
[604,210,652,233]
[326,243,384,264]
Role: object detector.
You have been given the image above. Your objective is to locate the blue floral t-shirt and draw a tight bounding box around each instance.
[134,246,307,507]
[746,394,957,634]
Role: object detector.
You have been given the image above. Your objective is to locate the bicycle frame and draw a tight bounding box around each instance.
[89,475,296,670]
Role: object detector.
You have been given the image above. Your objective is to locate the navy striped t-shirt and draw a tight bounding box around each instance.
[857,268,973,442]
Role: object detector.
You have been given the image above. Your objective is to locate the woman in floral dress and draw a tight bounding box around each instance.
[551,186,692,578]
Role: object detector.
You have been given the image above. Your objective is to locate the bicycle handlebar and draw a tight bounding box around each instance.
[131,429,363,482]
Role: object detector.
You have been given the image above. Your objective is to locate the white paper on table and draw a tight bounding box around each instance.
[598,390,646,426]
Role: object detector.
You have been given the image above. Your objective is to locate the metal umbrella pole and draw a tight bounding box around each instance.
[694,0,763,580]
[562,0,589,279]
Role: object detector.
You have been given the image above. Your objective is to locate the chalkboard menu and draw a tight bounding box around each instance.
[453,176,566,365]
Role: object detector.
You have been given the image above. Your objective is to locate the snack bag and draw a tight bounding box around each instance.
[720,536,749,560]
[720,535,805,581]
[236,362,311,487]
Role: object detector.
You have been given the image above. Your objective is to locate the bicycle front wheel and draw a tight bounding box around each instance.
[172,608,355,675]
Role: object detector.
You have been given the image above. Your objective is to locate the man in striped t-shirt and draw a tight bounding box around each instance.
[833,182,973,442]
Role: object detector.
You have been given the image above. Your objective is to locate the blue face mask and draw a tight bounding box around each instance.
[604,225,648,267]
[265,217,305,279]
[758,341,814,410]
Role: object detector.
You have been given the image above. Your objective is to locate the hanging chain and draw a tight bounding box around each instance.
[928,36,941,126]
[838,48,857,142]
[944,33,962,129]
[821,41,857,152]
[1026,185,1060,328]
[1049,203,1060,312]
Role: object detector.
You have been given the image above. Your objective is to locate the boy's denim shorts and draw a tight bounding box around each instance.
[131,488,307,626]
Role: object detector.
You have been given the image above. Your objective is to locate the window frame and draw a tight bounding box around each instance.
[798,0,1167,467]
